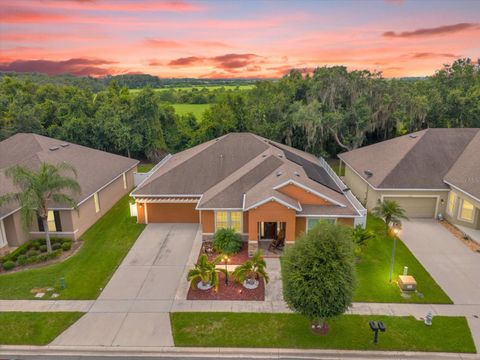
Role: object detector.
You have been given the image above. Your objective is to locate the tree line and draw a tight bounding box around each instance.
[0,58,478,161]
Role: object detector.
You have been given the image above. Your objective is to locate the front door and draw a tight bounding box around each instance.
[263,222,277,239]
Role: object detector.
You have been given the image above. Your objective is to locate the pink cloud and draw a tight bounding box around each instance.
[0,7,69,23]
[383,23,479,38]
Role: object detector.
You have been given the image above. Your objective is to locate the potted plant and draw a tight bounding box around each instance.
[187,254,226,291]
[232,250,269,289]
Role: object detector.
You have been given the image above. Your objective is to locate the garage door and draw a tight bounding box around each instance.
[383,197,437,218]
[147,203,199,223]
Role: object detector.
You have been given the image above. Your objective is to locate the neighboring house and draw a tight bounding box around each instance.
[131,133,366,254]
[339,128,480,230]
[0,133,138,248]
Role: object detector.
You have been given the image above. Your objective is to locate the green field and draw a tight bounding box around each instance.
[171,313,476,353]
[0,312,84,345]
[172,103,211,121]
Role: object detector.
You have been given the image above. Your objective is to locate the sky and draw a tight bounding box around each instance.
[0,0,479,78]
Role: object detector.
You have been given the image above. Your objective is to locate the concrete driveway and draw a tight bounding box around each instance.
[401,219,480,305]
[53,223,201,347]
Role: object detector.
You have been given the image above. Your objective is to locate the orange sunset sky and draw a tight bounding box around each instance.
[1,0,479,78]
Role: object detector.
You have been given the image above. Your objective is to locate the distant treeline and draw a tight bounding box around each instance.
[0,59,479,161]
[0,72,259,92]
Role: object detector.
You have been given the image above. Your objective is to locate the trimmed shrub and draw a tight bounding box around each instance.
[61,242,72,251]
[26,256,39,264]
[52,243,62,251]
[17,255,28,266]
[2,260,15,271]
[39,245,48,252]
[212,228,243,254]
[27,250,40,258]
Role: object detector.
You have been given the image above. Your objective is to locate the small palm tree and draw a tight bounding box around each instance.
[352,225,375,249]
[0,163,80,253]
[232,250,269,289]
[187,254,226,291]
[372,200,409,236]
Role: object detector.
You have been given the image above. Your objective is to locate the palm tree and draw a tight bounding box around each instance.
[187,254,226,291]
[0,163,81,253]
[372,200,409,236]
[232,250,269,289]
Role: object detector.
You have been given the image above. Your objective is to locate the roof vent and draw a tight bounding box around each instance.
[276,171,283,177]
[294,171,300,177]
[60,143,69,147]
[409,134,417,139]
[364,170,373,178]
[49,146,59,151]
[342,187,350,192]
[262,154,267,158]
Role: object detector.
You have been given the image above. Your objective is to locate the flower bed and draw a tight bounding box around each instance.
[0,238,75,273]
[187,272,265,301]
[202,241,250,265]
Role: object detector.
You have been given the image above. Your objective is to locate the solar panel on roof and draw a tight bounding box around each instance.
[269,142,343,193]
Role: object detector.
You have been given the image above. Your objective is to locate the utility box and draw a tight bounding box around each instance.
[398,275,417,291]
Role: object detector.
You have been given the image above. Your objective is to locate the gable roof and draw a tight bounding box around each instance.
[0,133,138,218]
[338,128,480,194]
[133,133,363,217]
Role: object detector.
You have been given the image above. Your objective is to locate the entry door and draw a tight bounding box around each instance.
[264,222,277,239]
[0,220,7,248]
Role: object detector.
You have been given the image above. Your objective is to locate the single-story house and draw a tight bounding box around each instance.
[0,133,138,249]
[338,128,480,230]
[131,133,366,254]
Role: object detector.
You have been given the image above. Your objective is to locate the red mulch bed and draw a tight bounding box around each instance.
[201,242,250,265]
[187,272,265,301]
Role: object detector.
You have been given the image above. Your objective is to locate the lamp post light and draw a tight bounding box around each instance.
[223,255,230,286]
[389,225,401,283]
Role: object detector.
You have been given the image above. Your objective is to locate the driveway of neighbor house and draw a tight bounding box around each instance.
[400,219,480,305]
[53,223,201,348]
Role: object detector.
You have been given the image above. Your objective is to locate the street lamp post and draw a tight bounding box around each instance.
[389,225,400,282]
[223,255,230,286]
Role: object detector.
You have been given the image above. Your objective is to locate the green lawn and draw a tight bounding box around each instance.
[0,195,145,299]
[172,103,211,121]
[137,163,155,172]
[0,312,84,345]
[354,215,452,303]
[171,312,475,353]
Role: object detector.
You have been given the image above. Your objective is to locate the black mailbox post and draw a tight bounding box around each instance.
[369,320,386,345]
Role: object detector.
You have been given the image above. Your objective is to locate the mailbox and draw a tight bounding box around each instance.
[398,275,417,291]
[378,321,386,332]
[369,321,378,331]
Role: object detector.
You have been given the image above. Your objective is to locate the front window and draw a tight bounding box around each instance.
[215,211,243,232]
[47,211,57,232]
[447,192,456,215]
[94,192,100,213]
[459,199,474,222]
[307,218,335,232]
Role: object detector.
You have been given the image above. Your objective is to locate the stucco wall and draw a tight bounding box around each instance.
[338,217,355,226]
[200,210,215,233]
[295,217,306,238]
[248,201,296,241]
[3,211,29,246]
[445,189,480,229]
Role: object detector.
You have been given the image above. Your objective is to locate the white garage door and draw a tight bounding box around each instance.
[383,196,437,218]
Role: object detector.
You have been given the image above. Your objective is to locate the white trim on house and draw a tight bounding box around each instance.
[296,214,360,218]
[444,181,480,205]
[133,194,202,198]
[144,202,149,224]
[342,162,450,192]
[244,196,302,212]
[381,194,441,218]
[133,154,172,190]
[273,179,346,207]
[0,219,7,248]
[29,229,79,236]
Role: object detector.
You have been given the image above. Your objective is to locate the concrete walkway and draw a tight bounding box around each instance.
[52,223,202,348]
[401,219,480,305]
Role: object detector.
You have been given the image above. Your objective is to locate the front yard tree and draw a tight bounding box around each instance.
[281,221,356,333]
[372,199,409,236]
[0,163,80,253]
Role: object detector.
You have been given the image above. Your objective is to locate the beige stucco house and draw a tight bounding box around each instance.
[338,128,480,231]
[0,133,138,249]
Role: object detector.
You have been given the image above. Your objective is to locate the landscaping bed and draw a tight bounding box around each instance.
[202,241,249,265]
[0,312,84,345]
[171,312,476,353]
[0,238,80,274]
[0,195,146,299]
[187,272,265,301]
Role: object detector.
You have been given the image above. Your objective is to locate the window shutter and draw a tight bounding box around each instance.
[37,217,45,232]
[54,211,62,232]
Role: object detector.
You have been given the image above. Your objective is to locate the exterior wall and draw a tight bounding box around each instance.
[201,210,215,233]
[338,217,355,226]
[295,217,306,238]
[243,211,249,233]
[277,184,330,205]
[247,201,296,242]
[30,210,75,240]
[146,203,199,223]
[136,202,146,224]
[3,211,29,246]
[71,167,136,238]
[445,189,480,230]
[343,163,448,218]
